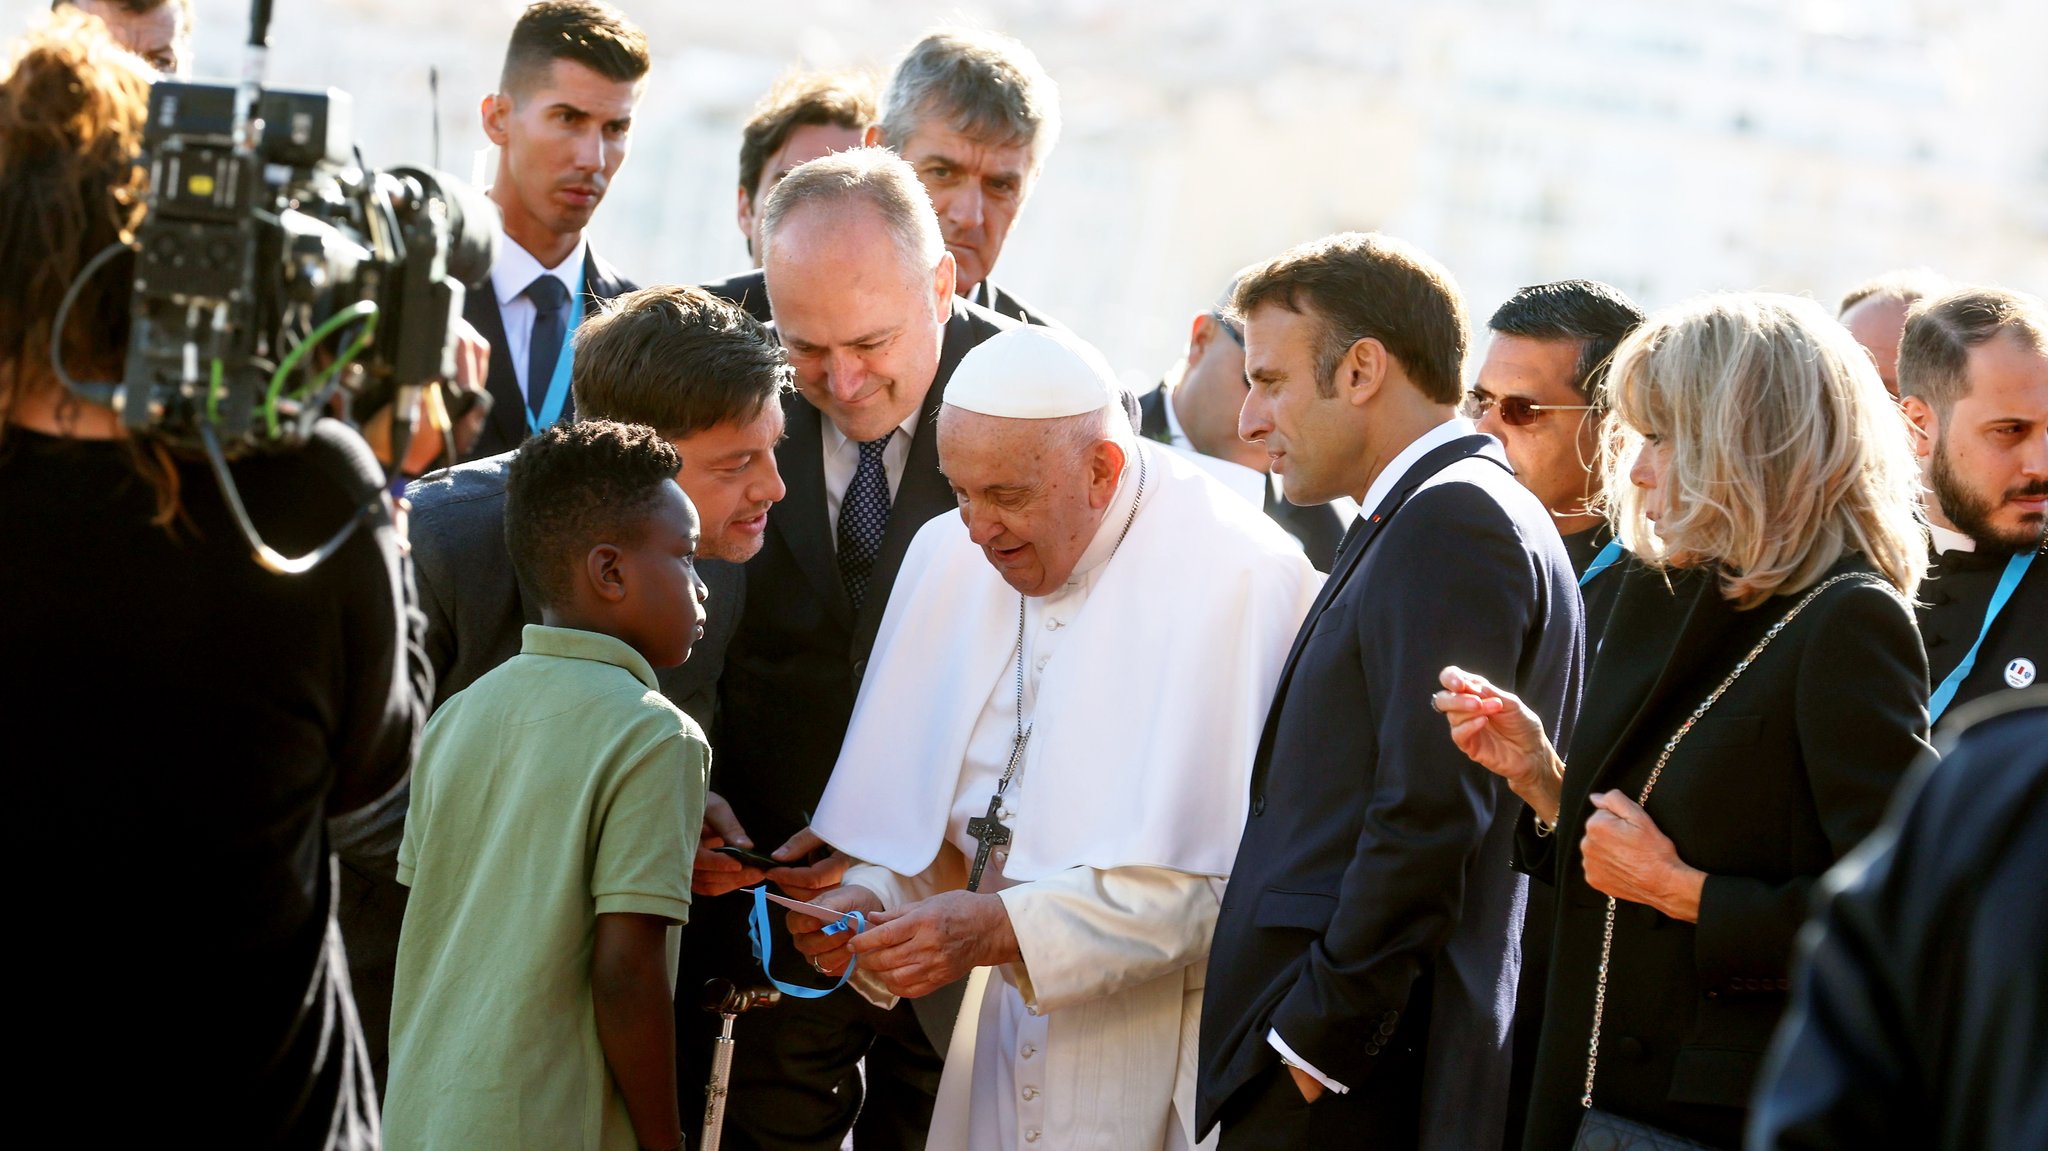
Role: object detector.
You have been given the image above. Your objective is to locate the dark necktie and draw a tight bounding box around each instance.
[837,433,893,611]
[523,274,570,420]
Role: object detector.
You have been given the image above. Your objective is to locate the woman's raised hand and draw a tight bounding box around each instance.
[1434,666,1565,824]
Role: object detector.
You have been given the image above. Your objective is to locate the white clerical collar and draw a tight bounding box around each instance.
[492,224,587,309]
[1357,417,1476,517]
[1064,441,1146,585]
[821,405,921,455]
[1929,522,1976,555]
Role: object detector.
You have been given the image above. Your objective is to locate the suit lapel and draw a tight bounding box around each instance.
[465,285,527,455]
[583,247,633,303]
[1251,434,1508,788]
[849,303,987,653]
[771,394,855,628]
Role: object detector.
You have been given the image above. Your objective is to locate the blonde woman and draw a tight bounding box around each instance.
[1434,293,1931,1150]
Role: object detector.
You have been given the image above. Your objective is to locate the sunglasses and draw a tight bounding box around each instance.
[1462,390,1599,428]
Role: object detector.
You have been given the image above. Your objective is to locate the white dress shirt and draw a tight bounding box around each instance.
[488,226,586,406]
[1267,414,1478,1096]
[1160,389,1268,509]
[822,408,922,542]
[1929,522,1976,554]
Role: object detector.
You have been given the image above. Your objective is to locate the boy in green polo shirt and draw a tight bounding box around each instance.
[385,421,710,1151]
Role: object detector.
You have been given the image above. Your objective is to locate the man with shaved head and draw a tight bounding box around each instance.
[1839,270,1948,398]
[681,147,1014,1151]
[793,326,1320,1149]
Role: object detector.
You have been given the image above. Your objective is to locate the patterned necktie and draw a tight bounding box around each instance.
[837,433,894,611]
[523,274,570,420]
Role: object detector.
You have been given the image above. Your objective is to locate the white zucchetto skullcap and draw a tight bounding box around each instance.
[943,326,1122,419]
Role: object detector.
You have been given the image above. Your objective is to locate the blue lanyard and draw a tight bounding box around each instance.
[1579,537,1626,587]
[525,270,584,434]
[746,885,866,1000]
[1928,551,2036,723]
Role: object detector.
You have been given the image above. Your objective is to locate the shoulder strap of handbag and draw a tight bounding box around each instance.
[1579,569,1865,1111]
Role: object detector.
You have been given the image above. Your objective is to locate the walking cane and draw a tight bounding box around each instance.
[700,978,780,1151]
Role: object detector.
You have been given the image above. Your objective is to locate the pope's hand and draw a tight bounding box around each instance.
[1434,665,1565,824]
[788,885,884,978]
[845,890,1022,1000]
[763,826,851,903]
[692,791,764,898]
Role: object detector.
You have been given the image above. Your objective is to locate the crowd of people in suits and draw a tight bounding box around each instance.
[3,2,2044,1150]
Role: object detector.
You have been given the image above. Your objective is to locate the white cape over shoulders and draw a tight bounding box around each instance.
[813,440,1323,881]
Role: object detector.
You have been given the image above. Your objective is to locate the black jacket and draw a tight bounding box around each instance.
[1514,557,1931,1150]
[1916,542,2044,728]
[703,267,1058,329]
[1197,434,1585,1149]
[462,248,637,461]
[1136,382,1345,572]
[1747,688,2048,1151]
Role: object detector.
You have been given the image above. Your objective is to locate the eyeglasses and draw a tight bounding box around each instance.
[1461,390,1599,427]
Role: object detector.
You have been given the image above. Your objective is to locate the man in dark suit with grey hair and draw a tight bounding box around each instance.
[707,27,1063,330]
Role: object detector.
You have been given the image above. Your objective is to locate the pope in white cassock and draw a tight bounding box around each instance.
[788,325,1322,1150]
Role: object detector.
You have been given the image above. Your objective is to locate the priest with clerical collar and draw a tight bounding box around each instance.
[788,325,1321,1150]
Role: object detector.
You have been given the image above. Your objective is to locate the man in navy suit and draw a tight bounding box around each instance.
[1196,233,1584,1150]
[462,0,647,461]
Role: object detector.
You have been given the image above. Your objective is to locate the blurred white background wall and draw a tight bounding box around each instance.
[8,0,2044,383]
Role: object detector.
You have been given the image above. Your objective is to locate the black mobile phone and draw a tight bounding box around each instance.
[711,844,782,870]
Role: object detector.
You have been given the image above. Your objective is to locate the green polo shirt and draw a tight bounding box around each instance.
[386,625,708,1151]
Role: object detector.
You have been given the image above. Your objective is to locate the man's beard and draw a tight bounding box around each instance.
[1930,437,2048,555]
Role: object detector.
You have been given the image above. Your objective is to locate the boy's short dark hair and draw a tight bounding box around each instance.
[506,421,680,609]
[571,285,791,440]
[1231,231,1469,404]
[1487,279,1646,401]
[501,1,650,97]
[739,70,876,200]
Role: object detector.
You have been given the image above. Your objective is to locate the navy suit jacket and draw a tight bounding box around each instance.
[463,247,636,461]
[1196,433,1584,1149]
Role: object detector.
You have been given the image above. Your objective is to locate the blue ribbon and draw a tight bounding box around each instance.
[747,885,865,1000]
[1928,551,2035,724]
[524,268,584,435]
[1579,537,1626,587]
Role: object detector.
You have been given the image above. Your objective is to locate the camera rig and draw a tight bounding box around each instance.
[54,0,495,572]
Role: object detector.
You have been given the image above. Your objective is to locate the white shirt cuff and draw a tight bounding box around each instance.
[1267,1029,1350,1094]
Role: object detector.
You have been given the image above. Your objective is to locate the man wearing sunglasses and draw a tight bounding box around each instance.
[1464,277,1641,1151]
[1468,280,1644,603]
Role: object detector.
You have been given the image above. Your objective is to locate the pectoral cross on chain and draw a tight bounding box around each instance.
[966,727,1030,893]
